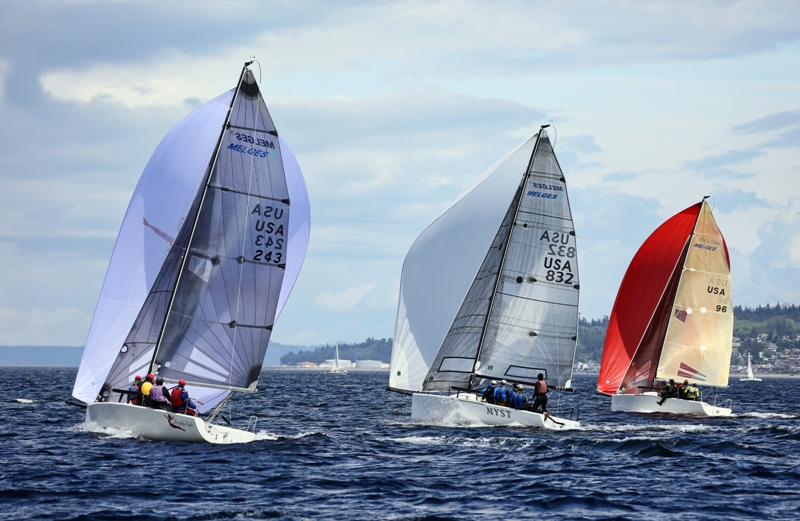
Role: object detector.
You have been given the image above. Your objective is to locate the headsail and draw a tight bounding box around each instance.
[73,65,309,410]
[598,200,732,395]
[391,131,579,392]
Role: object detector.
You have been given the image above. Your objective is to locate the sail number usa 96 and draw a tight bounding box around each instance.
[540,231,575,284]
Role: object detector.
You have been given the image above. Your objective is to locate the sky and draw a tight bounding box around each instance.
[1,0,799,347]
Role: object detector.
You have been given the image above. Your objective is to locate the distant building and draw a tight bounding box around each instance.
[296,361,318,367]
[355,360,382,369]
[324,359,353,368]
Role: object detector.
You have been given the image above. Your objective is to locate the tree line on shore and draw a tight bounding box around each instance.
[278,304,800,365]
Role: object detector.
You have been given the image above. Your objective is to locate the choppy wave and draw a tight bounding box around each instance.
[2,369,799,520]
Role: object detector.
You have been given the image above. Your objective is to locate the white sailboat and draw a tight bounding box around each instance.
[740,353,762,382]
[389,127,581,430]
[326,345,348,375]
[68,62,311,443]
[597,198,733,416]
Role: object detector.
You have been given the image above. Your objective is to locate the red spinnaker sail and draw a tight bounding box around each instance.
[597,203,703,395]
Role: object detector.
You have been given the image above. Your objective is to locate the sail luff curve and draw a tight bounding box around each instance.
[389,136,537,392]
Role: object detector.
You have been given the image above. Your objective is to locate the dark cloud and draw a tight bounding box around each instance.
[0,0,334,107]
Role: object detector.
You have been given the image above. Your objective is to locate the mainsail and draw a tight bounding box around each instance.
[72,64,310,411]
[598,200,732,395]
[390,130,579,393]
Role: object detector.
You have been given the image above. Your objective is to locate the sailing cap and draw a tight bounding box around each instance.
[134,375,142,381]
[179,379,186,386]
[501,380,507,385]
[515,384,523,390]
[147,373,154,380]
[491,380,497,385]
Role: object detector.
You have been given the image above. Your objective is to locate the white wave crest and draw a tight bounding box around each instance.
[72,421,137,439]
[253,430,321,441]
[14,398,36,404]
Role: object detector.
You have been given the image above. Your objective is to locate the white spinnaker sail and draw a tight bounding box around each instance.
[390,136,537,392]
[71,91,233,405]
[72,83,309,407]
[656,202,732,387]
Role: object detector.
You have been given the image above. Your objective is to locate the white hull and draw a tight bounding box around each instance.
[739,377,762,382]
[86,402,256,444]
[411,392,580,430]
[611,393,732,416]
[326,370,347,375]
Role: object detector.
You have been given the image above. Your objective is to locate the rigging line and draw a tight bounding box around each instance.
[471,132,543,380]
[148,63,250,377]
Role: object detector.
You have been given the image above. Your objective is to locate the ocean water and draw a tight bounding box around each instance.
[1,368,799,521]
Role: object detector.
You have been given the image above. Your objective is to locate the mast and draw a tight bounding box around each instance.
[147,63,252,379]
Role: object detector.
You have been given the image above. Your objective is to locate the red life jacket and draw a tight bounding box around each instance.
[538,381,548,394]
[171,387,184,407]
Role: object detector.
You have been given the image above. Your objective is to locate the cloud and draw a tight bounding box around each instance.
[315,283,378,312]
[733,110,800,134]
[687,149,765,171]
[0,306,91,345]
[711,189,775,213]
[735,198,800,307]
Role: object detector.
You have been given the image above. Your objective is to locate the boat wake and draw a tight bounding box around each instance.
[72,421,137,439]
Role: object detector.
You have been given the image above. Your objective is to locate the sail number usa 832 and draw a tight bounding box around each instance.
[539,230,576,284]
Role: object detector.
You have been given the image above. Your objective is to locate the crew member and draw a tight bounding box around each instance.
[171,379,195,416]
[493,380,510,406]
[127,375,142,406]
[139,374,155,407]
[508,383,528,409]
[482,380,498,404]
[685,382,700,401]
[149,376,171,410]
[531,373,549,414]
[679,380,690,400]
[657,378,678,406]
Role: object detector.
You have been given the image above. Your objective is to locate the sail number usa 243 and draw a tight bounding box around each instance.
[251,203,287,264]
[540,231,575,284]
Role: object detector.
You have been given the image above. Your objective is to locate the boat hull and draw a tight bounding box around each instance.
[86,402,256,443]
[739,377,762,382]
[610,393,732,416]
[411,392,580,430]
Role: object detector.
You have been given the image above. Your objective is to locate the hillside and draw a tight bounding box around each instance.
[279,337,392,365]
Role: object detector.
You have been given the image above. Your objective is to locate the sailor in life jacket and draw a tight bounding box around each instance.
[685,382,700,401]
[127,375,143,406]
[149,376,171,410]
[531,373,549,413]
[508,383,529,409]
[493,380,510,405]
[139,373,155,407]
[171,379,196,416]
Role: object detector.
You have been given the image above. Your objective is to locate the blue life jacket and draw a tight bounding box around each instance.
[494,386,508,402]
[509,390,525,408]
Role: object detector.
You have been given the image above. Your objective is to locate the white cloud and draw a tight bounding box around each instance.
[315,283,378,312]
[0,306,91,345]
